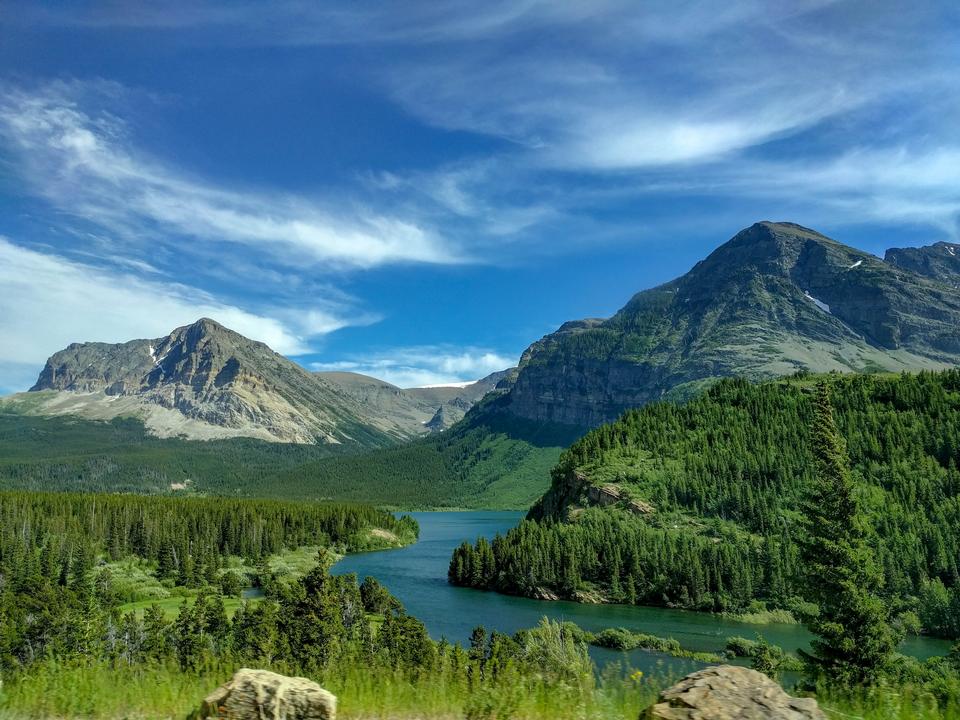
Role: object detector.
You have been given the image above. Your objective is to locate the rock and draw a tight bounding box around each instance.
[193,668,336,720]
[642,665,825,720]
[886,242,960,286]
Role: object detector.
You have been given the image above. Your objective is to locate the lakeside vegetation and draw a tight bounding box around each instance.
[451,371,960,640]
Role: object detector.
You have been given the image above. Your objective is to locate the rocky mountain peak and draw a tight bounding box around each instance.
[504,221,960,428]
[23,319,510,445]
[26,318,385,444]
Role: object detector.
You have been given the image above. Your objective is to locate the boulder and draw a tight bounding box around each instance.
[193,668,336,720]
[643,665,825,719]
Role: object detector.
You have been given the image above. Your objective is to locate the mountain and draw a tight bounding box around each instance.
[14,318,386,444]
[8,319,502,445]
[886,241,960,286]
[317,368,515,433]
[503,222,960,428]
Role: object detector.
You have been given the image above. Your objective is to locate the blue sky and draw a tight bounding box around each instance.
[1,1,958,392]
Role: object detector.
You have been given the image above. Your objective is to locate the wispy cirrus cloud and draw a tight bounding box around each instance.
[349,1,960,236]
[0,81,458,270]
[708,146,960,235]
[311,346,515,388]
[3,0,960,400]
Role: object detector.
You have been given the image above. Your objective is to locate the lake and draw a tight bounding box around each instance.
[334,511,953,677]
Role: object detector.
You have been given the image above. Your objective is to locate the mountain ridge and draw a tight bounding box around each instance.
[503,222,960,428]
[16,318,511,445]
[885,241,960,286]
[25,318,384,444]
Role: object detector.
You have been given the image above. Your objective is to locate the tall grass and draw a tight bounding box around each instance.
[0,660,653,720]
[3,661,959,720]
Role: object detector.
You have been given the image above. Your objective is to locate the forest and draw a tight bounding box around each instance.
[450,371,960,639]
[0,490,707,719]
[0,394,576,509]
[2,395,959,719]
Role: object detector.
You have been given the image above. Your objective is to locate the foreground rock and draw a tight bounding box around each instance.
[643,665,825,719]
[192,668,336,720]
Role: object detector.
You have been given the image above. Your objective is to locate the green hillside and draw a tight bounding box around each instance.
[0,394,579,509]
[450,370,960,638]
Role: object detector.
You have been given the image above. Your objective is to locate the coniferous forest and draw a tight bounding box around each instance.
[0,491,674,720]
[450,371,960,639]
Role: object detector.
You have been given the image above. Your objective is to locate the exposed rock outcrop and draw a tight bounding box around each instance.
[643,665,825,719]
[193,668,336,720]
[886,242,960,286]
[528,468,654,521]
[27,318,377,444]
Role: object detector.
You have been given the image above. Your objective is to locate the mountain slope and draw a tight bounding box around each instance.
[505,222,960,428]
[0,391,577,508]
[13,319,400,445]
[317,368,514,433]
[886,241,960,286]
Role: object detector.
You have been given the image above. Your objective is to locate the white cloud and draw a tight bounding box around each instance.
[0,82,458,270]
[311,346,515,388]
[0,237,357,392]
[375,3,906,170]
[698,146,960,234]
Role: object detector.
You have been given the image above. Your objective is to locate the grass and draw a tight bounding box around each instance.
[116,596,253,620]
[2,661,958,720]
[103,557,178,604]
[112,546,334,618]
[0,661,653,720]
[722,607,800,625]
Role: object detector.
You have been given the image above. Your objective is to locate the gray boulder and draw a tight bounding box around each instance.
[193,668,336,720]
[643,665,825,719]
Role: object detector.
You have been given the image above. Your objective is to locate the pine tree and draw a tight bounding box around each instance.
[142,603,170,663]
[799,382,899,686]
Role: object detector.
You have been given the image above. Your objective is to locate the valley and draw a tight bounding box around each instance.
[4,222,960,509]
[6,5,960,717]
[2,222,960,718]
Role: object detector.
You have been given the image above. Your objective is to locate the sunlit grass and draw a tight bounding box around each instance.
[2,662,958,720]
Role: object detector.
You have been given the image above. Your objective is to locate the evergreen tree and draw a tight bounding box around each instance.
[799,383,899,686]
[142,603,170,663]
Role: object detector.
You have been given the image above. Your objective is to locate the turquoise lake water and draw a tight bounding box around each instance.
[333,511,953,677]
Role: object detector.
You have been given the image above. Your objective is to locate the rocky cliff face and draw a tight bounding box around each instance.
[506,222,960,428]
[886,241,960,286]
[28,319,402,444]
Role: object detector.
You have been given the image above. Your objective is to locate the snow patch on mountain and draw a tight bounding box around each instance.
[804,291,831,314]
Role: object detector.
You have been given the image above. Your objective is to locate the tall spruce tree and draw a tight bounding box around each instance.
[799,382,898,686]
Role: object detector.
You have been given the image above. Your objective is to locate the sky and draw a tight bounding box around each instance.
[1,1,958,392]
